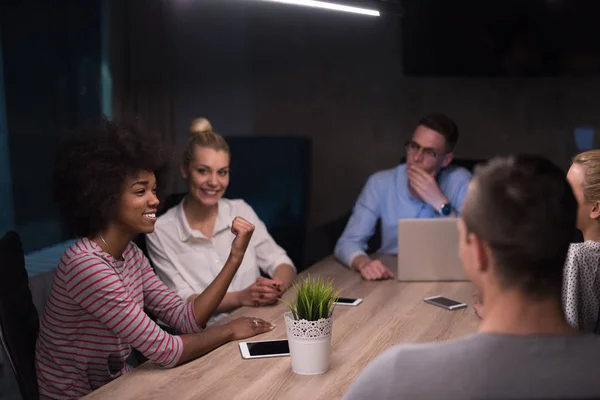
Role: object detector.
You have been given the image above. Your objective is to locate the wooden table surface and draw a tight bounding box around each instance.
[84,256,480,400]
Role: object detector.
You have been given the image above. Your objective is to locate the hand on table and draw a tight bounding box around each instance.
[225,317,275,340]
[357,259,395,281]
[238,277,284,307]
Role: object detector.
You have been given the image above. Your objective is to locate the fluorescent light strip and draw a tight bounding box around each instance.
[261,0,380,16]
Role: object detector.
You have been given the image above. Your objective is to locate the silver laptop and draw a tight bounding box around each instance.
[394,218,468,281]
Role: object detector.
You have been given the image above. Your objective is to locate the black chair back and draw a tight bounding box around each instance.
[0,231,40,400]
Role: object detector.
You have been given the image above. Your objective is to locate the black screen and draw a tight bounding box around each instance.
[402,0,600,76]
[336,298,358,304]
[428,297,463,307]
[247,340,290,356]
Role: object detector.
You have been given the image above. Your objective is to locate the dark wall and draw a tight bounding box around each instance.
[248,5,404,228]
[168,1,600,229]
[171,1,253,132]
[1,0,103,250]
[402,0,600,76]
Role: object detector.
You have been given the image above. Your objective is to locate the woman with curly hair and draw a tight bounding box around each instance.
[35,119,274,399]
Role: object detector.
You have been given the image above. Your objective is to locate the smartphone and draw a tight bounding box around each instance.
[239,339,290,359]
[424,295,467,310]
[334,297,363,306]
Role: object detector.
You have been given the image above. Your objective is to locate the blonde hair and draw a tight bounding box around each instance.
[182,118,230,169]
[573,149,600,202]
[189,118,213,134]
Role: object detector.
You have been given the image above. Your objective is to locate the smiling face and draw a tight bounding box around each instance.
[114,169,160,235]
[183,146,230,208]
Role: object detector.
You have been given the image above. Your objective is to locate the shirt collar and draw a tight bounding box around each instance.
[214,200,232,235]
[175,197,232,241]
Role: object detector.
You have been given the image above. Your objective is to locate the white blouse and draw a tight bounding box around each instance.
[146,198,295,303]
[562,240,600,333]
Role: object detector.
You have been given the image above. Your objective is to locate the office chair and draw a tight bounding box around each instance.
[0,231,40,400]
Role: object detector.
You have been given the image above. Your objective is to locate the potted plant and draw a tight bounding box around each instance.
[284,274,340,375]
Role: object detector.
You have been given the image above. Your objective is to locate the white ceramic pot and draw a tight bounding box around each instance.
[284,311,333,375]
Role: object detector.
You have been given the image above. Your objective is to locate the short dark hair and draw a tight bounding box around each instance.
[53,117,170,237]
[462,155,576,300]
[418,113,459,151]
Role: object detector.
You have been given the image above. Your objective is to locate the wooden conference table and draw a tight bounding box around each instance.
[84,256,480,400]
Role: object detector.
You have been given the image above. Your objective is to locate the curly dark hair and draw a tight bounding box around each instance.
[53,117,171,237]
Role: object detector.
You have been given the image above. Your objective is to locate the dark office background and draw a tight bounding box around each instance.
[1,0,599,258]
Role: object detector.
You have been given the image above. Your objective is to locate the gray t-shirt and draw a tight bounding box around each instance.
[343,333,600,400]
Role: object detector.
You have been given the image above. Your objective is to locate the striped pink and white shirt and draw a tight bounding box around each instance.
[35,238,203,399]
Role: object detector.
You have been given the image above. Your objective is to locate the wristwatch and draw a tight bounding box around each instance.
[438,202,453,217]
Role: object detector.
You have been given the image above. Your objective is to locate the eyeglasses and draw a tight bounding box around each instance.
[404,140,443,159]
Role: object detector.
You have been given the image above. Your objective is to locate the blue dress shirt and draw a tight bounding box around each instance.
[334,163,472,267]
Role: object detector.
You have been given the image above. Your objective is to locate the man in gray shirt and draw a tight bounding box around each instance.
[344,155,600,400]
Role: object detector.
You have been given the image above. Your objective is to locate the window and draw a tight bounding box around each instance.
[0,0,109,253]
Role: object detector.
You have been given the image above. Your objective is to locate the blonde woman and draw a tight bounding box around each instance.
[147,120,296,323]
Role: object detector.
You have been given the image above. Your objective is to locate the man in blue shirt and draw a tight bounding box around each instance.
[334,113,472,280]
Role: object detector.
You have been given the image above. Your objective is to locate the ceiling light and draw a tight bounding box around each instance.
[259,0,380,17]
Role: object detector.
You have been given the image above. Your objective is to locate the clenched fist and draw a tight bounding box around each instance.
[230,217,255,261]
